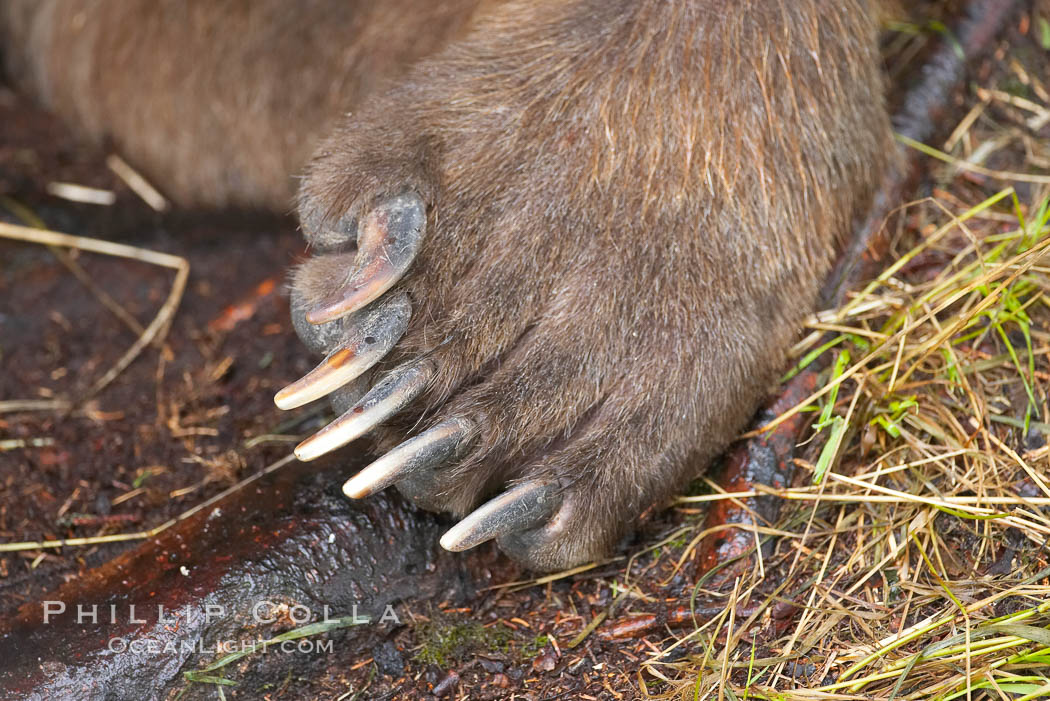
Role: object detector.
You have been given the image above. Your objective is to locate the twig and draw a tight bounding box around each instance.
[0,221,190,402]
[0,454,295,553]
[106,154,169,211]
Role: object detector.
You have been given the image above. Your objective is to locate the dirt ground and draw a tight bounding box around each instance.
[2,7,1049,700]
[0,84,679,698]
[0,84,314,604]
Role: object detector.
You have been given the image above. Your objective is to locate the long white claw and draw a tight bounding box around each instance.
[342,418,473,499]
[294,361,434,461]
[274,292,411,410]
[440,481,556,552]
[306,192,426,324]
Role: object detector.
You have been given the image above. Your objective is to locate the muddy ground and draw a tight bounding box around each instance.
[0,84,702,699]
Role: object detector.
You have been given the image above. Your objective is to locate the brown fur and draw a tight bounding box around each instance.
[1,0,895,570]
[0,0,483,208]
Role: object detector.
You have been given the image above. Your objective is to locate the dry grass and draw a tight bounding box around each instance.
[640,30,1050,701]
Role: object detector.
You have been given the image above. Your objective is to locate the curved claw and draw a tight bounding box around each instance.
[440,481,556,552]
[274,292,411,410]
[294,361,435,461]
[306,192,426,325]
[342,418,473,499]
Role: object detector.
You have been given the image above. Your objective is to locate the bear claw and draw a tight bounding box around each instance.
[274,291,411,410]
[341,418,476,500]
[304,191,426,324]
[294,360,435,461]
[440,481,557,552]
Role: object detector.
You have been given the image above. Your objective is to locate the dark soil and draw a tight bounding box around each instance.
[0,84,316,605]
[0,87,674,699]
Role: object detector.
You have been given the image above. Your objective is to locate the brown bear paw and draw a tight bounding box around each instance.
[277,0,892,572]
[280,188,707,572]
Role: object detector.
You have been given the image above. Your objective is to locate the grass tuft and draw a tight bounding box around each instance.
[644,58,1050,699]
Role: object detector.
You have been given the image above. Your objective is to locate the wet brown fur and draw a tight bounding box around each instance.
[1,0,895,570]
